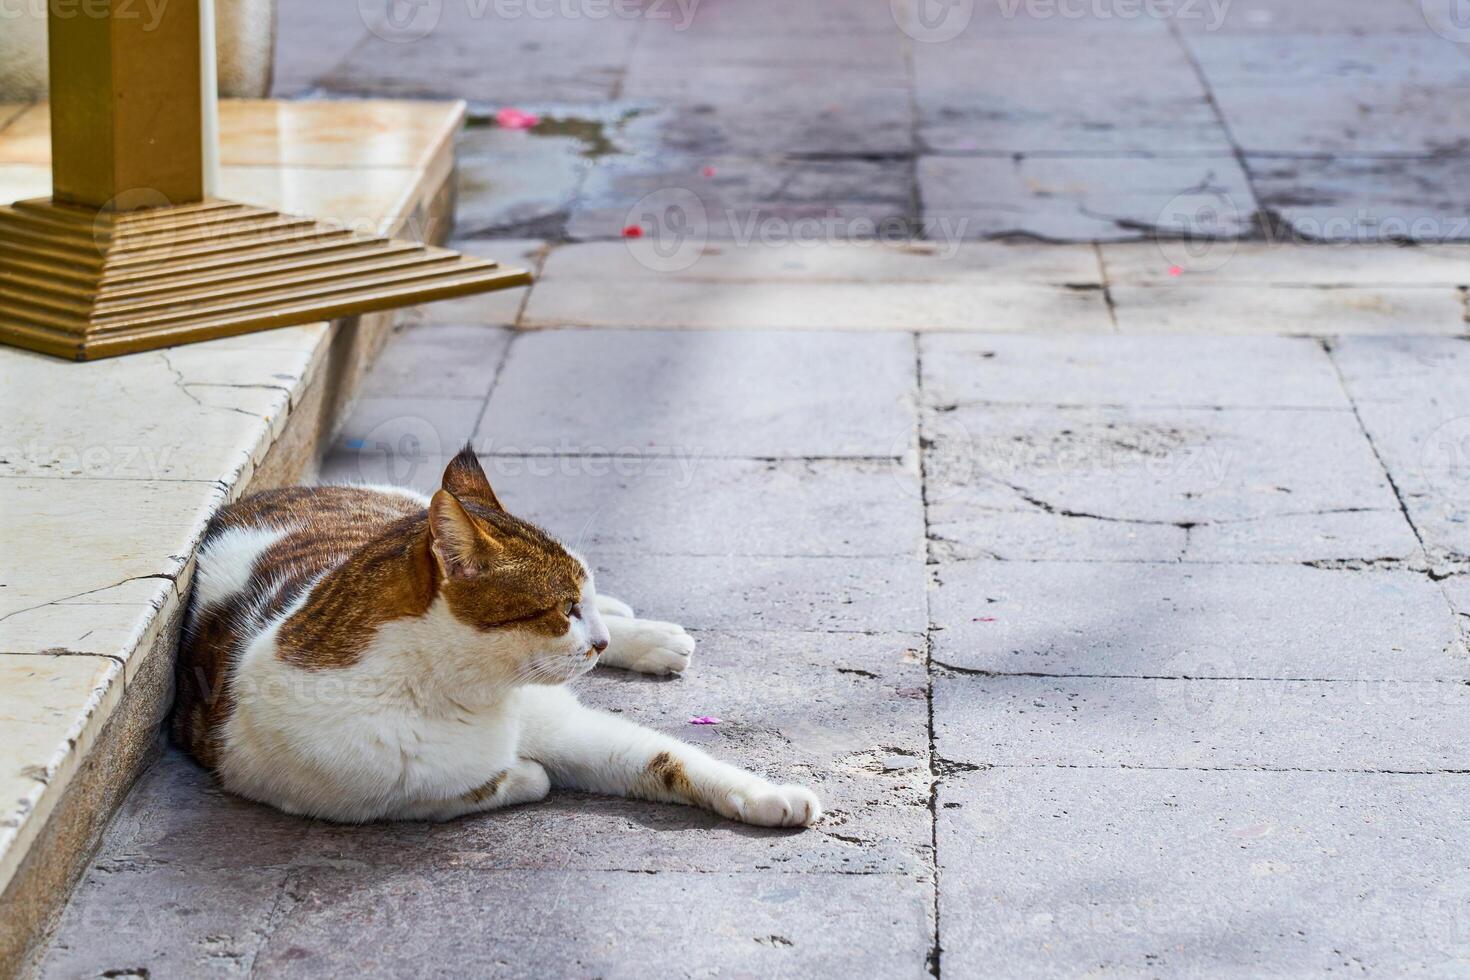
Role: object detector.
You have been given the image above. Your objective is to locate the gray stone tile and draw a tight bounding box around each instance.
[920,334,1349,409]
[938,767,1470,977]
[271,1,370,96]
[1248,155,1470,243]
[1109,284,1469,334]
[632,29,909,72]
[1182,508,1426,563]
[1101,241,1470,285]
[1330,336,1470,572]
[914,37,1231,154]
[1174,0,1433,34]
[933,670,1470,771]
[359,325,512,399]
[589,554,929,634]
[522,277,1114,332]
[330,397,481,460]
[923,0,1174,36]
[919,155,1257,241]
[929,561,1464,679]
[320,14,638,104]
[1190,35,1470,154]
[480,330,917,459]
[298,630,931,876]
[619,66,913,156]
[85,751,310,873]
[453,124,589,236]
[37,865,287,979]
[491,456,925,558]
[568,150,914,241]
[925,403,1404,561]
[651,0,897,35]
[255,868,933,978]
[542,239,1103,284]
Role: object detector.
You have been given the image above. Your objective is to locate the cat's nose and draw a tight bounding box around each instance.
[591,637,609,654]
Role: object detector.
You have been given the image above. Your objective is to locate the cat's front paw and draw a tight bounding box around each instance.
[726,783,822,828]
[503,759,552,806]
[601,618,695,676]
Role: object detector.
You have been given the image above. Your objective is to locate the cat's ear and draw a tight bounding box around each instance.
[441,444,504,512]
[428,489,498,578]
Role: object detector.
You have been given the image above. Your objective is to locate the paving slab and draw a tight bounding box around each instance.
[1330,335,1470,571]
[359,325,513,400]
[1110,284,1468,334]
[253,868,933,979]
[542,239,1103,284]
[914,36,1231,154]
[36,866,290,979]
[920,334,1348,409]
[919,155,1257,241]
[411,239,544,326]
[1102,241,1470,285]
[480,330,917,459]
[937,767,1470,977]
[298,630,932,876]
[620,64,913,156]
[1248,155,1470,243]
[929,560,1463,679]
[1172,0,1433,34]
[329,396,481,460]
[590,553,928,635]
[1189,35,1470,154]
[320,14,639,104]
[568,150,914,241]
[924,403,1403,561]
[934,668,1470,771]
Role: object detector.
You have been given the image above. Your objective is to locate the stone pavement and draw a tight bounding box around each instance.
[270,0,1470,244]
[30,0,1470,976]
[35,304,1470,976]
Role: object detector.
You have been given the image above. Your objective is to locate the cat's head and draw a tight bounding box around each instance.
[426,445,609,685]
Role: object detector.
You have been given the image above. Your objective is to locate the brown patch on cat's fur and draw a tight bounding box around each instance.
[172,448,586,772]
[639,751,707,810]
[462,770,508,804]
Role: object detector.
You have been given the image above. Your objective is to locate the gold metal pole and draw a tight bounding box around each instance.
[0,1,529,361]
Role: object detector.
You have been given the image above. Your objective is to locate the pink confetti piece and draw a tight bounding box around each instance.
[495,107,540,130]
[621,225,644,238]
[1168,265,1184,277]
[701,166,716,177]
[688,715,721,725]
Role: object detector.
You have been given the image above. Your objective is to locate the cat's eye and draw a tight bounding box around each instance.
[565,600,579,618]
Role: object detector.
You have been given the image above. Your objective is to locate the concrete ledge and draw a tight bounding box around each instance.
[0,98,473,976]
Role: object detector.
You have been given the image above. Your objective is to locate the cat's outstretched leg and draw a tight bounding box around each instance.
[595,594,636,618]
[517,687,819,828]
[389,759,550,821]
[597,615,695,676]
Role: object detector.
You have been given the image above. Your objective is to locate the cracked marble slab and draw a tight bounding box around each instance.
[919,155,1257,241]
[924,402,1410,562]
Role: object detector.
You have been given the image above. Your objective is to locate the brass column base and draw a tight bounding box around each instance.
[0,198,531,361]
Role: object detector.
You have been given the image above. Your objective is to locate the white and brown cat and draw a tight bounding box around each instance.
[172,446,820,827]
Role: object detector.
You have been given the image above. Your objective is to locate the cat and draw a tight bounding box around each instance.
[171,445,820,828]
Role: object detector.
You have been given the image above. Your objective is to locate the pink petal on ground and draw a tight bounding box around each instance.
[688,716,721,725]
[1168,265,1184,277]
[973,616,997,623]
[495,107,540,130]
[701,166,716,177]
[621,225,644,238]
